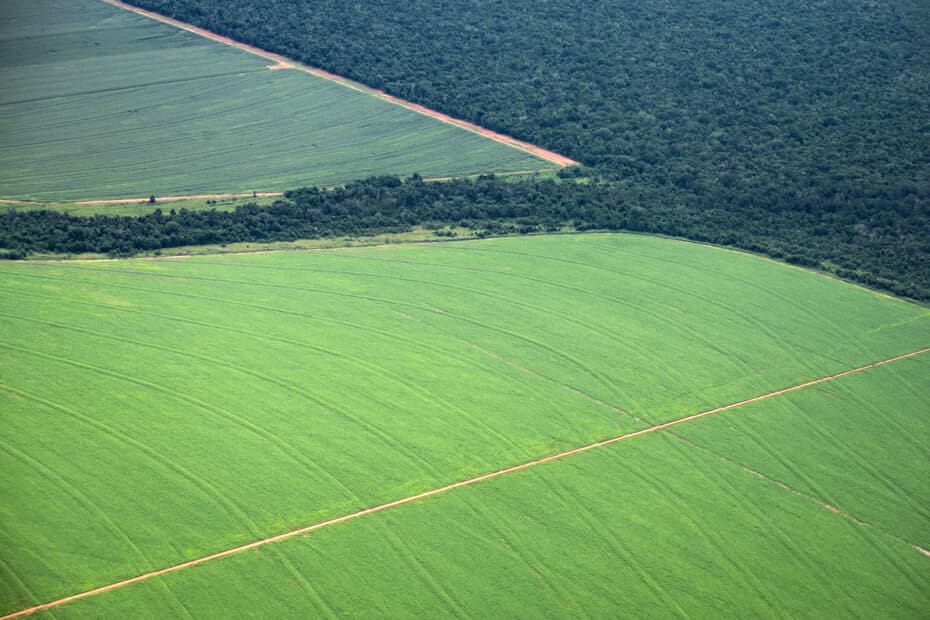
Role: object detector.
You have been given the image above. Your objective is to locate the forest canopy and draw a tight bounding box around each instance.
[4,174,928,300]
[6,0,929,299]
[120,0,929,298]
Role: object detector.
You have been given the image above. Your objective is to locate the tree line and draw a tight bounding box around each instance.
[4,174,928,300]
[119,0,929,301]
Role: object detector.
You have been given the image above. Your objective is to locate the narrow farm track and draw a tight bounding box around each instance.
[68,170,547,204]
[671,432,870,528]
[73,192,283,206]
[3,346,928,620]
[101,0,577,169]
[0,171,543,206]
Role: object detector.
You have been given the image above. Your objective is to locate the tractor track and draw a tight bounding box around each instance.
[3,346,927,619]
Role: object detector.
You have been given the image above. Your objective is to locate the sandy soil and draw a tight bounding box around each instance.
[5,345,927,619]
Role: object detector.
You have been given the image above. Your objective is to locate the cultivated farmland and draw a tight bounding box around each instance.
[42,382,930,617]
[0,0,549,202]
[1,233,928,617]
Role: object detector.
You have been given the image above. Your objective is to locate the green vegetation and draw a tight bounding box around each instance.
[2,234,929,615]
[679,354,930,549]
[5,174,928,299]
[123,0,930,304]
[0,170,557,220]
[42,426,930,618]
[3,0,927,615]
[0,194,276,218]
[0,0,547,202]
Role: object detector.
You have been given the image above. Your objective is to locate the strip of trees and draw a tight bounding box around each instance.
[5,0,928,299]
[4,174,927,300]
[110,0,929,299]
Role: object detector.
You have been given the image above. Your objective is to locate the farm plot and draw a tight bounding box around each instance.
[0,0,548,202]
[1,233,929,616]
[676,353,930,549]
[37,402,930,618]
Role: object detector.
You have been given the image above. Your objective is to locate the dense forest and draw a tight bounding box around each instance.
[115,0,928,299]
[131,0,929,177]
[4,174,927,300]
[4,0,928,299]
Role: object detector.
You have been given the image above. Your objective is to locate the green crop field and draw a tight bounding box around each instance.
[1,233,929,617]
[41,377,930,617]
[0,195,277,218]
[0,0,548,202]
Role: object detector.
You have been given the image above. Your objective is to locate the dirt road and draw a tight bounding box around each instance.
[4,345,927,619]
[2,170,543,206]
[101,0,578,168]
[74,192,283,206]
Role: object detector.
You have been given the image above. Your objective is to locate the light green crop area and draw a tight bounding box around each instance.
[0,194,276,217]
[45,422,930,618]
[678,354,930,549]
[2,233,929,616]
[0,0,547,202]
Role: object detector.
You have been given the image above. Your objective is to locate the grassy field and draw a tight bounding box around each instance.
[14,226,483,262]
[2,233,928,616]
[0,171,560,219]
[41,400,930,617]
[0,0,548,202]
[0,195,277,218]
[678,354,930,549]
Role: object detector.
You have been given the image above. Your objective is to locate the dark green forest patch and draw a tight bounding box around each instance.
[109,0,930,299]
[4,174,927,300]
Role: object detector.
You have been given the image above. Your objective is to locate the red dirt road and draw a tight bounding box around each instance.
[4,345,927,619]
[101,0,578,168]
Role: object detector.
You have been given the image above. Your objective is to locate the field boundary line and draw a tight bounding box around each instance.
[69,170,545,205]
[101,0,578,168]
[3,346,927,619]
[0,171,545,206]
[73,192,283,206]
[669,430,930,559]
